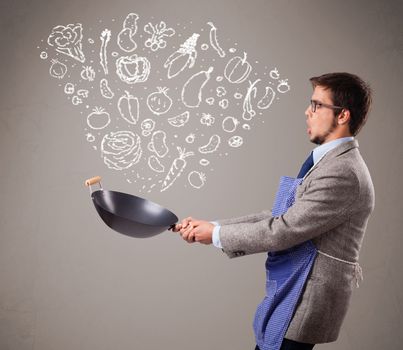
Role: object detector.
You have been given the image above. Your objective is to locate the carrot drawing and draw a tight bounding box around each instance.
[161,147,194,192]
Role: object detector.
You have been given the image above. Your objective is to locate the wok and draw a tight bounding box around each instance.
[85,176,178,238]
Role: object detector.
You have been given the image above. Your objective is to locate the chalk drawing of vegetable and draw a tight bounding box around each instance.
[81,66,95,81]
[101,130,142,170]
[161,147,194,192]
[188,171,207,189]
[222,116,240,133]
[148,130,169,158]
[228,135,243,148]
[186,134,196,144]
[117,90,139,125]
[207,22,225,58]
[148,155,165,173]
[168,111,190,127]
[277,79,291,93]
[146,87,173,115]
[141,119,155,137]
[181,66,214,108]
[144,21,175,51]
[164,33,199,79]
[49,59,67,79]
[198,134,221,154]
[242,79,260,121]
[116,54,151,84]
[269,67,280,80]
[100,29,111,74]
[87,107,110,130]
[64,83,75,94]
[224,52,252,84]
[200,113,215,126]
[100,78,114,99]
[117,13,139,52]
[47,23,85,63]
[257,86,276,110]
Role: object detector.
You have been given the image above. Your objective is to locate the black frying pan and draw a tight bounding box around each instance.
[85,176,178,238]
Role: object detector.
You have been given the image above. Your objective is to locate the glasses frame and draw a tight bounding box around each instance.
[310,99,345,113]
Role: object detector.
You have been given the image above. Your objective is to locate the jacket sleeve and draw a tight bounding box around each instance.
[219,168,359,258]
[215,209,272,226]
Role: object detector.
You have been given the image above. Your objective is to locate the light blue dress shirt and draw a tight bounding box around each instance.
[211,137,355,249]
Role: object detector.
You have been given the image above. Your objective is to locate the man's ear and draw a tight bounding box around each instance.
[338,109,351,125]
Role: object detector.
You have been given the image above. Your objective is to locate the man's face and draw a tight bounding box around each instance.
[305,86,339,145]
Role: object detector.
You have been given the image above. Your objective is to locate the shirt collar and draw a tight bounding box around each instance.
[312,137,355,165]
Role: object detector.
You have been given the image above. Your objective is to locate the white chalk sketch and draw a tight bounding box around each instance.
[72,96,82,105]
[164,33,199,79]
[228,135,243,148]
[188,171,207,189]
[80,66,95,81]
[87,107,110,129]
[100,78,114,99]
[148,130,169,158]
[117,13,139,52]
[216,76,223,82]
[200,113,215,126]
[49,59,67,79]
[243,123,251,130]
[257,86,276,109]
[144,21,175,51]
[112,51,119,57]
[64,83,75,94]
[77,89,89,98]
[181,66,214,108]
[277,79,291,93]
[185,133,195,143]
[219,98,229,109]
[222,116,240,133]
[141,119,156,137]
[206,97,215,105]
[101,130,142,170]
[216,86,227,97]
[201,43,209,50]
[40,51,48,60]
[224,52,252,84]
[199,134,220,154]
[207,22,226,58]
[269,67,280,80]
[148,155,165,173]
[86,133,95,142]
[117,90,139,124]
[88,38,94,44]
[47,23,85,63]
[242,79,260,120]
[200,159,210,166]
[161,147,194,192]
[234,92,243,99]
[147,87,173,115]
[229,48,236,53]
[116,54,151,84]
[100,29,111,75]
[168,111,190,127]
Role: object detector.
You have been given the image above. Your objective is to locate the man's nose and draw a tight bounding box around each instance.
[305,105,311,118]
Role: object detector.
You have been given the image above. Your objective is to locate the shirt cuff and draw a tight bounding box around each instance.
[212,224,222,249]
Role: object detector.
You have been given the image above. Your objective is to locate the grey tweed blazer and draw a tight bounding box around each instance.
[216,140,375,344]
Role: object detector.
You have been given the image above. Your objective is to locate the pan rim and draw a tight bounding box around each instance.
[91,189,178,227]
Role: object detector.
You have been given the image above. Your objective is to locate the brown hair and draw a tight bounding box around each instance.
[310,72,372,136]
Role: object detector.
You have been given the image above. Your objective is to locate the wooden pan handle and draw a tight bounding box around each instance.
[85,176,102,187]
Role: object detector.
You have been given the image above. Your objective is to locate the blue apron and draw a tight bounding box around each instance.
[253,176,318,350]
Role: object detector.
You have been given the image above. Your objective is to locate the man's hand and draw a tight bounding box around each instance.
[172,217,214,245]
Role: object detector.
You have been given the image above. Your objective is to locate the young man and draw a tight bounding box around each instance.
[173,73,375,350]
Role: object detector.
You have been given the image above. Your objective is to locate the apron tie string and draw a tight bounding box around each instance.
[317,250,363,288]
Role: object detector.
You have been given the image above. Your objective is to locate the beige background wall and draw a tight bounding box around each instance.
[0,0,402,349]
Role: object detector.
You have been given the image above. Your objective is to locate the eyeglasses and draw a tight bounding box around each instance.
[310,99,345,113]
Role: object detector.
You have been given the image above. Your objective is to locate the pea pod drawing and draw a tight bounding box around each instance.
[181,66,214,108]
[198,134,221,154]
[257,86,276,110]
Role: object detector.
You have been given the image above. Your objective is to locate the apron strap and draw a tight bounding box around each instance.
[317,250,363,288]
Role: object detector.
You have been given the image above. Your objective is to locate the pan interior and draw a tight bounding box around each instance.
[92,190,178,227]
